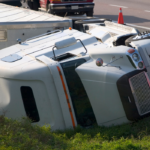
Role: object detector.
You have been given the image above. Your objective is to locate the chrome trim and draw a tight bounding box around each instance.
[53,6,66,9]
[84,5,94,7]
[50,2,94,6]
[144,72,150,87]
[0,21,72,30]
[126,49,145,70]
[52,5,94,9]
[24,30,62,43]
[62,0,86,1]
[129,71,150,116]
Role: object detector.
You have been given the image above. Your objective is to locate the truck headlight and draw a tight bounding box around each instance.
[138,62,143,68]
[132,53,139,62]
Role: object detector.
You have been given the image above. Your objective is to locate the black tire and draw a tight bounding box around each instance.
[125,33,150,46]
[26,0,33,9]
[25,0,38,10]
[125,35,136,46]
[86,11,93,17]
[46,2,49,12]
[32,0,38,11]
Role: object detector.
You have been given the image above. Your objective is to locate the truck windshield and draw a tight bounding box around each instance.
[61,59,97,127]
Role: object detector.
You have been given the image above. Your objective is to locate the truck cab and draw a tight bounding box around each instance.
[1,20,150,130]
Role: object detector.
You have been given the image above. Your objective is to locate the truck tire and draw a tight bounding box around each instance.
[125,32,150,46]
[32,0,38,11]
[86,11,93,17]
[125,35,137,46]
[24,0,38,10]
[26,0,33,9]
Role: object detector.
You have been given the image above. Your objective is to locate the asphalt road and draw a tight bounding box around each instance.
[94,0,150,28]
[2,0,150,32]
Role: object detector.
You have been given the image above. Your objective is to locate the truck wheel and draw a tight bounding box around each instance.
[24,0,38,10]
[125,35,136,46]
[86,11,93,17]
[26,0,33,9]
[46,2,49,11]
[32,0,38,11]
[125,32,149,46]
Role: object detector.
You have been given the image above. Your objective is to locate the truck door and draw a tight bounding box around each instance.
[37,55,97,128]
[60,59,97,127]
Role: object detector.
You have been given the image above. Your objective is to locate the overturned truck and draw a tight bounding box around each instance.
[0,20,149,130]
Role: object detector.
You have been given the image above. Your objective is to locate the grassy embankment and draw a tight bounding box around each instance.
[0,115,150,150]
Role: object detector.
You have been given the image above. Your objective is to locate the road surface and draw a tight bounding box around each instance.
[94,0,150,28]
[2,0,150,31]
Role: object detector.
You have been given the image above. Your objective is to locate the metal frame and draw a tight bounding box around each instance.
[76,39,87,54]
[24,30,62,43]
[50,2,94,6]
[0,21,72,30]
[52,39,87,60]
[126,50,145,70]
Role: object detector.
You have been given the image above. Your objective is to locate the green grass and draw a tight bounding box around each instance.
[1,115,150,150]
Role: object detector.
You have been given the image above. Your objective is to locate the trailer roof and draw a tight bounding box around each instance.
[0,3,70,22]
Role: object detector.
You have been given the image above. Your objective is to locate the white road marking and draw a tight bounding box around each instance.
[112,20,150,30]
[127,23,150,30]
[110,4,128,8]
[145,10,150,12]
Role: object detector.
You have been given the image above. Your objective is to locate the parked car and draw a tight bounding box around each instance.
[21,0,94,16]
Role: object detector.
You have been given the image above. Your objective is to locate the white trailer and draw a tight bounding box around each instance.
[0,3,98,50]
[0,20,149,130]
[0,3,72,49]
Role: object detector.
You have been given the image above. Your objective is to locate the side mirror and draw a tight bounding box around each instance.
[96,58,103,67]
